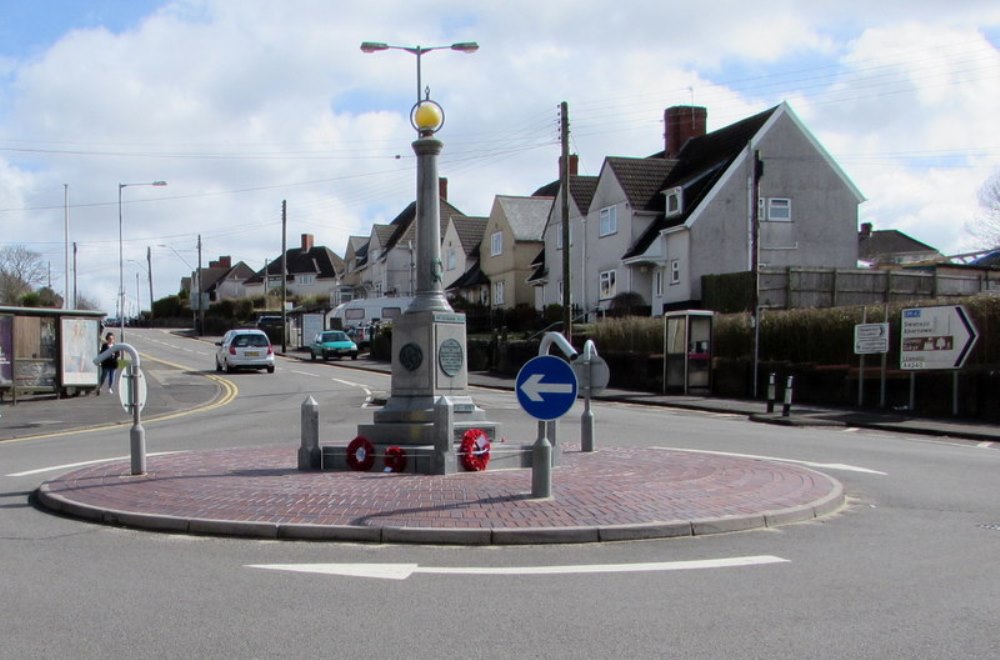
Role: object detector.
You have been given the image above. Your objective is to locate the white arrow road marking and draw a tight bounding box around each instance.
[7,451,182,477]
[247,555,789,581]
[520,373,574,402]
[654,447,887,476]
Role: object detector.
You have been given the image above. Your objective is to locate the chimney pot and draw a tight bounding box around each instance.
[860,222,873,239]
[664,105,707,158]
[301,234,314,251]
[438,177,448,201]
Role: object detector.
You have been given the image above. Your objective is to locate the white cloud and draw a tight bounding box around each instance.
[0,0,998,312]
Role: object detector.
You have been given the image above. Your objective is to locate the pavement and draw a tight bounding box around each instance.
[6,335,998,545]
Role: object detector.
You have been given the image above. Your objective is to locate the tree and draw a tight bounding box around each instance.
[0,245,46,304]
[20,286,62,308]
[967,169,1000,250]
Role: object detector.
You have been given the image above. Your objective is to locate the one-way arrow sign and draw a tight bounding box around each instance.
[900,305,979,370]
[516,355,578,420]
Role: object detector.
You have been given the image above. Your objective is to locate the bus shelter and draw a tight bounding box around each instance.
[0,306,106,403]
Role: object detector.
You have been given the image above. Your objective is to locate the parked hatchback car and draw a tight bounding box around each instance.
[215,329,275,373]
[309,330,358,361]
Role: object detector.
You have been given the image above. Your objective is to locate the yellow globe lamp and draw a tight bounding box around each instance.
[411,100,444,135]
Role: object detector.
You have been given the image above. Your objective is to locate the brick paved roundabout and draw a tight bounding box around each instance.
[36,446,844,545]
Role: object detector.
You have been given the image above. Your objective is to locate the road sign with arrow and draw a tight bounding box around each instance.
[516,355,578,420]
[900,305,978,370]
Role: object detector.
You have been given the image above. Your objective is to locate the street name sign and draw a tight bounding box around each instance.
[900,305,978,370]
[853,322,889,355]
[516,355,578,420]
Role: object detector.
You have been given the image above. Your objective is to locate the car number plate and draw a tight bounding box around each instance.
[245,351,261,357]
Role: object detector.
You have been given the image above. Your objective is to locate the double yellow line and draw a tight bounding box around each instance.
[2,354,239,442]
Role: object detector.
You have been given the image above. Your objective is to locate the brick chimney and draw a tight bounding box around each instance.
[860,222,873,239]
[664,106,707,158]
[209,255,232,269]
[438,177,448,201]
[559,154,579,177]
[301,233,314,252]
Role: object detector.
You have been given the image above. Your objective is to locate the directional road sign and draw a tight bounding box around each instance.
[119,368,147,414]
[854,322,889,355]
[571,354,611,396]
[900,305,978,370]
[516,355,578,420]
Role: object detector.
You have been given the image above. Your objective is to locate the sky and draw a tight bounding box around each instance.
[1,0,998,316]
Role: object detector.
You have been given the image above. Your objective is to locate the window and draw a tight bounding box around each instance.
[446,247,456,271]
[479,286,489,306]
[493,280,505,305]
[556,224,572,249]
[599,206,617,237]
[670,259,681,284]
[767,197,791,222]
[665,187,683,216]
[655,270,663,297]
[297,274,315,285]
[599,270,616,299]
[490,231,503,256]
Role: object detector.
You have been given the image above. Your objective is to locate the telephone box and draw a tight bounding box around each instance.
[663,310,714,394]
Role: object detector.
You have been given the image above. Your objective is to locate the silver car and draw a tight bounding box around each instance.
[215,329,275,373]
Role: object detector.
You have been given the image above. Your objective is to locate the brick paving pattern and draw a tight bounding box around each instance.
[39,445,842,537]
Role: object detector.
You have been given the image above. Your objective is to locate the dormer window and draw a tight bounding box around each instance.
[665,187,683,217]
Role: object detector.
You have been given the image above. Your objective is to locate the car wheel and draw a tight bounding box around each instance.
[215,358,222,372]
[226,361,234,374]
[267,366,275,374]
[310,351,316,361]
[351,352,358,360]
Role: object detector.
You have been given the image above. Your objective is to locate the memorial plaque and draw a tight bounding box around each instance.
[438,338,464,376]
[399,343,423,372]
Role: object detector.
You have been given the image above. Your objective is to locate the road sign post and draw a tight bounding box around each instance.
[899,305,979,415]
[94,342,146,475]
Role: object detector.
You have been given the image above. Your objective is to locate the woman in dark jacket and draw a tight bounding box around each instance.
[98,332,117,395]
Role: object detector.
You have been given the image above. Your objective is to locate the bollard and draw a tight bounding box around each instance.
[766,372,776,414]
[298,396,321,470]
[781,375,795,417]
[531,421,552,498]
[432,396,456,475]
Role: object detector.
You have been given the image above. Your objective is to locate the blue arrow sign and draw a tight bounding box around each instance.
[516,355,578,420]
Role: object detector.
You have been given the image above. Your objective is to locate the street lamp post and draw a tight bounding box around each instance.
[360,41,478,107]
[119,181,166,339]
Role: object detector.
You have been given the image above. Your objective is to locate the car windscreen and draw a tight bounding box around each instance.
[322,332,350,342]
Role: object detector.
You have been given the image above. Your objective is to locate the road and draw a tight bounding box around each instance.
[1,328,997,658]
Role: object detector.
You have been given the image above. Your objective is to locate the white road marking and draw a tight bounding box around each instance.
[978,441,994,448]
[247,555,789,581]
[291,370,319,377]
[7,452,182,477]
[654,447,887,476]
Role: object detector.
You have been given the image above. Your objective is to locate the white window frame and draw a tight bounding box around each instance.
[446,246,456,271]
[490,231,503,256]
[665,187,683,217]
[766,197,791,222]
[493,280,505,306]
[599,269,616,300]
[670,259,681,285]
[599,206,617,237]
[556,223,572,249]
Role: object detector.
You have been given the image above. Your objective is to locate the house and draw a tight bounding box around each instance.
[198,256,255,303]
[243,233,345,301]
[338,235,370,302]
[479,195,553,310]
[442,214,489,305]
[535,102,865,316]
[349,178,477,299]
[858,222,942,267]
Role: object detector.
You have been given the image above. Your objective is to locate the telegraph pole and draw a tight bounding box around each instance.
[146,246,154,323]
[281,200,287,354]
[560,101,571,342]
[197,234,204,336]
[751,149,763,398]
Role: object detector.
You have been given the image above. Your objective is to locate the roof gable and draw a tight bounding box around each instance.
[495,195,551,241]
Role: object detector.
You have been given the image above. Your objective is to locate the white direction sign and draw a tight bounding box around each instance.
[900,305,978,370]
[119,368,147,414]
[854,322,889,355]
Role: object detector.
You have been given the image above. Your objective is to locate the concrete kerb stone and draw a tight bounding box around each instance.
[381,526,493,546]
[598,521,694,542]
[277,523,381,543]
[691,514,767,536]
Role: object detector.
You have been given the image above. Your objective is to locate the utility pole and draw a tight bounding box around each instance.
[281,200,287,354]
[147,246,154,323]
[197,234,204,336]
[64,184,69,309]
[72,242,78,309]
[560,101,571,342]
[750,149,764,398]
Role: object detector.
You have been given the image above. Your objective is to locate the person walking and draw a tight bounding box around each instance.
[98,332,117,396]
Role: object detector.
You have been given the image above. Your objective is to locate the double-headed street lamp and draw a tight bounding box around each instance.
[360,41,478,111]
[119,181,167,339]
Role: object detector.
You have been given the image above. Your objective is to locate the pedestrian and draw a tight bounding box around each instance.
[98,332,117,396]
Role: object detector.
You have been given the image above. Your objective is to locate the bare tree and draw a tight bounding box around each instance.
[966,169,1000,251]
[0,245,46,304]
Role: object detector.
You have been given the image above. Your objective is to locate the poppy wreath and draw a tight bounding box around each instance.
[383,445,407,473]
[346,436,375,471]
[459,428,491,471]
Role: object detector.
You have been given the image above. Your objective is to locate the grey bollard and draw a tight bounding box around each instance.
[532,421,552,498]
[432,397,456,475]
[298,396,321,470]
[766,372,776,413]
[781,376,795,417]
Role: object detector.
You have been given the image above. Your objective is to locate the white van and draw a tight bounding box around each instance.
[328,296,413,346]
